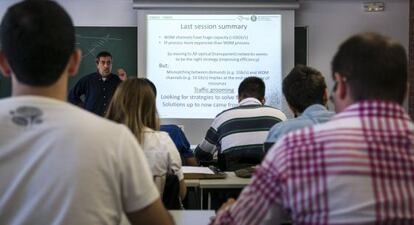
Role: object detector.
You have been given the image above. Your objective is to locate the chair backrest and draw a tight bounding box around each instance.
[145,146,182,208]
[218,147,265,171]
[161,174,182,209]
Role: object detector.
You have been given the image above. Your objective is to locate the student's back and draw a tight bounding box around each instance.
[212,33,413,225]
[0,97,158,224]
[105,78,187,202]
[0,1,172,224]
[195,77,286,170]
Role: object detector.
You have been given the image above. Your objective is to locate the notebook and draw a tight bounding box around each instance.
[183,166,227,179]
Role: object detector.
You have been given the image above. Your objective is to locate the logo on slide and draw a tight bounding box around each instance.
[250,15,257,22]
[237,16,249,21]
[10,106,43,127]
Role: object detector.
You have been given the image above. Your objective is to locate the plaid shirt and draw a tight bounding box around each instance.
[213,101,414,225]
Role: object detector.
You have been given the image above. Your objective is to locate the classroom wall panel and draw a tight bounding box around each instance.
[296,0,409,110]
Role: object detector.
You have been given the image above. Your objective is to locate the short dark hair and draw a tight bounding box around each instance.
[238,76,265,100]
[332,32,407,104]
[95,51,112,64]
[0,0,75,86]
[283,65,327,113]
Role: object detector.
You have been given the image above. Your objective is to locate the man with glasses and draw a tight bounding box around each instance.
[69,51,126,116]
[212,32,414,224]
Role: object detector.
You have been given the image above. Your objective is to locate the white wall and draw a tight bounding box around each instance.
[58,0,137,26]
[296,0,409,109]
[0,0,137,26]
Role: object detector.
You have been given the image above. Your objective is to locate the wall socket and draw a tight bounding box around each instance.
[363,2,385,12]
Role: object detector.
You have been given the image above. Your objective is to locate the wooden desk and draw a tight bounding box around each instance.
[198,172,251,209]
[184,179,200,187]
[184,172,251,188]
[199,172,251,189]
[169,210,215,225]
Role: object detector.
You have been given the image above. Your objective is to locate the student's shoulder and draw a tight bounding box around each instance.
[214,105,240,118]
[68,111,136,152]
[155,130,176,145]
[260,105,287,120]
[278,118,338,147]
[260,105,284,113]
[270,118,308,136]
[1,96,128,135]
[142,129,171,141]
[61,101,126,131]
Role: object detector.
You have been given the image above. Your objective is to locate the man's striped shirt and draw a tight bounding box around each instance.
[195,98,286,165]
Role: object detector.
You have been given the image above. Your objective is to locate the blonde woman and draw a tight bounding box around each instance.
[106,78,186,201]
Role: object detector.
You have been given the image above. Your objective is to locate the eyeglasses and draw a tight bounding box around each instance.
[99,60,112,65]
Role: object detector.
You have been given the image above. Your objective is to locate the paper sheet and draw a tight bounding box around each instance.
[183,166,215,174]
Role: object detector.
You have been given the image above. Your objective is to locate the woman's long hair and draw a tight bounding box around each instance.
[105,78,159,143]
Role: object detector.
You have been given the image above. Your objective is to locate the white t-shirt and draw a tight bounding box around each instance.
[0,96,159,225]
[141,128,184,181]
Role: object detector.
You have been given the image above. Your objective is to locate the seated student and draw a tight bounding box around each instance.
[264,65,335,149]
[143,78,198,166]
[159,124,198,166]
[106,78,186,201]
[0,1,172,224]
[195,76,287,171]
[212,32,414,225]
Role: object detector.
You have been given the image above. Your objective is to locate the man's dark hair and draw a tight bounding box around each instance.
[95,51,112,64]
[332,32,408,104]
[238,76,265,101]
[0,0,75,86]
[283,65,327,113]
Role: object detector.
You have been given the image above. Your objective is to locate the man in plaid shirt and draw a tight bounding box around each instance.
[212,32,414,225]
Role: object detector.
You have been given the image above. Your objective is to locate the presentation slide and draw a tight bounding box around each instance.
[147,14,282,119]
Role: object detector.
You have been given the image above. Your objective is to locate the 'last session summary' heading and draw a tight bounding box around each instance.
[180,24,248,30]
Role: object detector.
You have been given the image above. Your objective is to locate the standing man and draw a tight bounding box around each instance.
[212,33,414,224]
[195,76,286,171]
[0,1,173,224]
[68,51,126,116]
